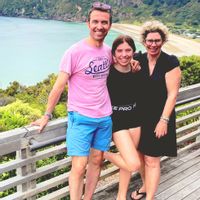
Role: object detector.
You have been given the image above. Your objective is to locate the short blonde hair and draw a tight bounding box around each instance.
[140,20,169,43]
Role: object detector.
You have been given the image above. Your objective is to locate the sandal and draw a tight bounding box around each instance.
[130,189,146,200]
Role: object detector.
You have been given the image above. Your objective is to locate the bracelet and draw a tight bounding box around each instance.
[160,116,169,123]
[44,112,53,120]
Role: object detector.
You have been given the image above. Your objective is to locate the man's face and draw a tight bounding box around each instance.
[87,10,111,43]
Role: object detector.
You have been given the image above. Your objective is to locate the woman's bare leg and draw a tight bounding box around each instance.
[115,127,141,200]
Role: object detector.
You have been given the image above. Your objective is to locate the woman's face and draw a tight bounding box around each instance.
[144,32,163,56]
[114,42,134,67]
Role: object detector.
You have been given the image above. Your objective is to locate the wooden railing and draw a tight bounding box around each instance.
[0,83,200,200]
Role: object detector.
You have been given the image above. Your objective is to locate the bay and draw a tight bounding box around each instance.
[0,16,144,89]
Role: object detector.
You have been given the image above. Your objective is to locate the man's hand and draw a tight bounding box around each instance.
[31,116,49,133]
[130,59,141,73]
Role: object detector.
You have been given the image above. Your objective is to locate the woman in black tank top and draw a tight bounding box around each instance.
[105,35,143,200]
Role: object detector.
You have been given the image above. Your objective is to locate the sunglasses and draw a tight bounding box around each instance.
[92,2,112,12]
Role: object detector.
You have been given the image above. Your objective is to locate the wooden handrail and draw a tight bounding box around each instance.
[0,83,200,200]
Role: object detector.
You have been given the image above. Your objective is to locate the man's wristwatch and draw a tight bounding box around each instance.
[44,112,53,120]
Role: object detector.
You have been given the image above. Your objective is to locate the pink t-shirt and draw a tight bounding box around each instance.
[59,39,112,118]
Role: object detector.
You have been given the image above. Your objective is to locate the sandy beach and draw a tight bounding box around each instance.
[112,23,200,57]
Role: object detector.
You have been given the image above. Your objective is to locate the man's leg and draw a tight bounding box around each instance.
[83,115,112,199]
[83,148,104,200]
[69,156,88,200]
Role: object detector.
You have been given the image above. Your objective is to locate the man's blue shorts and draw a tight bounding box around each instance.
[66,111,112,156]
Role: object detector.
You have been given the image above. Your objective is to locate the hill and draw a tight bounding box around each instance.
[0,0,200,27]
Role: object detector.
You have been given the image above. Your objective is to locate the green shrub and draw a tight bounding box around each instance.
[0,95,15,106]
[180,55,200,86]
[0,100,41,131]
[54,103,67,118]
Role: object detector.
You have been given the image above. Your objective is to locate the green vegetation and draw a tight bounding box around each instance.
[0,54,199,198]
[0,73,67,132]
[0,0,200,27]
[0,1,200,193]
[0,73,68,198]
[0,55,199,132]
[180,55,200,86]
[0,100,41,131]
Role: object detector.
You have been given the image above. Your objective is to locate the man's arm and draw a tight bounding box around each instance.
[31,71,69,132]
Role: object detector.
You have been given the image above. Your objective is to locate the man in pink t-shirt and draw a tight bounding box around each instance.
[32,2,113,200]
[59,39,112,118]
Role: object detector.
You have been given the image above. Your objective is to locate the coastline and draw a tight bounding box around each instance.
[111,23,200,57]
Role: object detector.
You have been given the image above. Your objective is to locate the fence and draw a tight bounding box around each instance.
[0,83,200,200]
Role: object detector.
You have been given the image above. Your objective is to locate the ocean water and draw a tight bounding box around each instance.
[0,16,144,89]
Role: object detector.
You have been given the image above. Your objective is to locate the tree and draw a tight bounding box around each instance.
[5,81,24,96]
[180,55,200,87]
[0,100,41,131]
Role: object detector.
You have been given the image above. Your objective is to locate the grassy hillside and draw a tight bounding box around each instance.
[0,0,199,25]
[0,0,200,38]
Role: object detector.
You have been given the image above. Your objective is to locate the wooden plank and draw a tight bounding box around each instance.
[166,177,200,200]
[160,156,200,183]
[0,143,67,174]
[0,175,22,192]
[156,169,200,199]
[0,118,67,145]
[177,129,200,145]
[1,165,119,199]
[28,165,119,200]
[0,128,27,145]
[29,127,66,144]
[176,120,200,136]
[0,158,70,191]
[1,173,69,200]
[27,118,67,144]
[157,160,200,194]
[180,146,200,162]
[95,178,119,193]
[177,141,200,156]
[16,148,37,200]
[160,142,200,168]
[1,192,22,200]
[0,140,21,156]
[99,165,119,180]
[37,186,69,200]
[176,110,200,125]
[161,158,184,170]
[177,83,200,102]
[176,101,200,114]
[182,187,200,200]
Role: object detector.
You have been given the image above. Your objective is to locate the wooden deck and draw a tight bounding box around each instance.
[93,142,200,200]
[0,83,200,200]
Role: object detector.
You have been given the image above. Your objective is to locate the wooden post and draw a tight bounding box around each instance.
[16,147,36,200]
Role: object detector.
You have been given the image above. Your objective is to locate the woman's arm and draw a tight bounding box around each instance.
[154,67,182,138]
